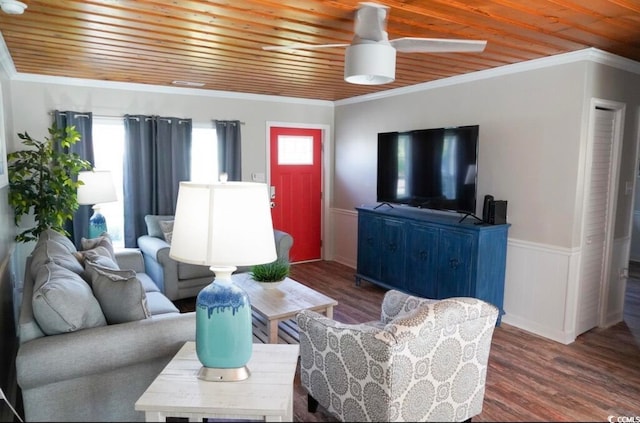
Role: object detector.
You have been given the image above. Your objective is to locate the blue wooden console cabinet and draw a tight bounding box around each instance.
[356,205,510,323]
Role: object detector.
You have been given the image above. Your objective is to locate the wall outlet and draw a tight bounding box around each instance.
[251,172,265,182]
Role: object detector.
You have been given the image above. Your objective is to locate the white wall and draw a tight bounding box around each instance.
[330,50,640,343]
[6,77,334,184]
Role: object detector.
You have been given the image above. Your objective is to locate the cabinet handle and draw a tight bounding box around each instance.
[388,242,397,252]
[367,236,374,245]
[449,258,459,269]
[419,250,427,260]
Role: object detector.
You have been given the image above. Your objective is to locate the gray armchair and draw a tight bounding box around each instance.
[137,214,293,301]
[296,290,499,422]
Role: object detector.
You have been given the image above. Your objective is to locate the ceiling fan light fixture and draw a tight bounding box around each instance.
[1,0,27,15]
[344,43,395,85]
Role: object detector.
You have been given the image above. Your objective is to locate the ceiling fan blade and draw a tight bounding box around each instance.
[262,43,349,51]
[353,2,390,42]
[390,37,487,53]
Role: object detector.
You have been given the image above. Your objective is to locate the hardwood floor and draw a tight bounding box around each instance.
[176,261,640,422]
[288,260,640,422]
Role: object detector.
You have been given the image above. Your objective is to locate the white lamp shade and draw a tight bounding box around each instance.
[170,182,277,267]
[77,170,117,205]
[344,43,396,85]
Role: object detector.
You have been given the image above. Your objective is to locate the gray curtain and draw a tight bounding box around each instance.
[123,115,192,247]
[53,110,94,247]
[215,120,242,181]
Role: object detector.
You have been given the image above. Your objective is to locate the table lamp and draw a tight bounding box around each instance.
[169,181,277,382]
[77,170,117,238]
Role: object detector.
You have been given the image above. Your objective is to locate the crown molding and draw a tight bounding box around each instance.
[335,48,640,106]
[0,27,637,108]
[9,71,333,107]
[0,32,331,107]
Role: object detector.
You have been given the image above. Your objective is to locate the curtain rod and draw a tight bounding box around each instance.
[214,120,246,125]
[49,111,244,125]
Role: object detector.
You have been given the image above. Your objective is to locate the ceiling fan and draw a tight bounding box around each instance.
[263,2,487,85]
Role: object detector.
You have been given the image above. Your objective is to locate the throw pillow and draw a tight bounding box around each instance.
[144,215,175,239]
[32,262,107,335]
[158,219,174,244]
[85,261,151,324]
[81,233,116,261]
[30,239,85,279]
[77,247,120,285]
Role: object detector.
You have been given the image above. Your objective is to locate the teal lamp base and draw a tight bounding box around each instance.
[195,266,253,382]
[88,205,108,238]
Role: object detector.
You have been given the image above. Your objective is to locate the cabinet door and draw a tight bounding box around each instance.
[380,218,407,290]
[437,230,475,298]
[357,214,381,280]
[406,224,439,298]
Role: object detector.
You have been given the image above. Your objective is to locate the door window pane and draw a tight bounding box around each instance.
[278,135,313,165]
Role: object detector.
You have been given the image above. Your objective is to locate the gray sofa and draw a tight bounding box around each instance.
[16,229,196,422]
[138,214,294,301]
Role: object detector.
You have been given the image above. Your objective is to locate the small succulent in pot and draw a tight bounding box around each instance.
[250,258,290,283]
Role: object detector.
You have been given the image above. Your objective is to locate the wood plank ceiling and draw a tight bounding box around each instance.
[0,0,638,101]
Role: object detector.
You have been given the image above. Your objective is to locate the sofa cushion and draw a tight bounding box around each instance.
[35,229,77,253]
[81,233,116,261]
[158,219,174,243]
[85,262,151,324]
[30,239,85,278]
[32,262,107,335]
[144,215,175,239]
[145,291,180,315]
[136,272,160,293]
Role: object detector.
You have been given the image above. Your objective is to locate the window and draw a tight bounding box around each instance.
[92,119,217,248]
[92,119,125,248]
[191,126,218,182]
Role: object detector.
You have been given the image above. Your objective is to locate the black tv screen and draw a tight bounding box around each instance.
[377,125,479,214]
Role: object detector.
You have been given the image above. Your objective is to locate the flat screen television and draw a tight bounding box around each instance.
[377,125,479,214]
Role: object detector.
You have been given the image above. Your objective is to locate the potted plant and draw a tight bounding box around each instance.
[250,258,290,289]
[7,123,91,242]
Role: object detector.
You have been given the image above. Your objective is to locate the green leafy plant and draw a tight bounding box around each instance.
[250,258,290,282]
[7,123,91,242]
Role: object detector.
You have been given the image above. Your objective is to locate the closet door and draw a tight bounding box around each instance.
[577,106,619,335]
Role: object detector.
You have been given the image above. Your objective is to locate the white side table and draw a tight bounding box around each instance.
[135,342,300,422]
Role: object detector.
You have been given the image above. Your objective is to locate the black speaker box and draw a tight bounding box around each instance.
[482,195,494,223]
[488,200,508,225]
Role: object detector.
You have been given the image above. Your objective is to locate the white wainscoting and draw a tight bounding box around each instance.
[328,207,628,344]
[329,207,358,269]
[502,239,580,344]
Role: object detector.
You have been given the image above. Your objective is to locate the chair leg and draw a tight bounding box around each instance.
[307,394,319,413]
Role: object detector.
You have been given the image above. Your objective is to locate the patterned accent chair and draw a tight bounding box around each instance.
[296,290,499,422]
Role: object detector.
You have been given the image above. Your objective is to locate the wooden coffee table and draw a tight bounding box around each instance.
[135,342,299,422]
[233,274,338,344]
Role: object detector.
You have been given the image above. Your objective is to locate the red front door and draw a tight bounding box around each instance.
[269,126,322,263]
